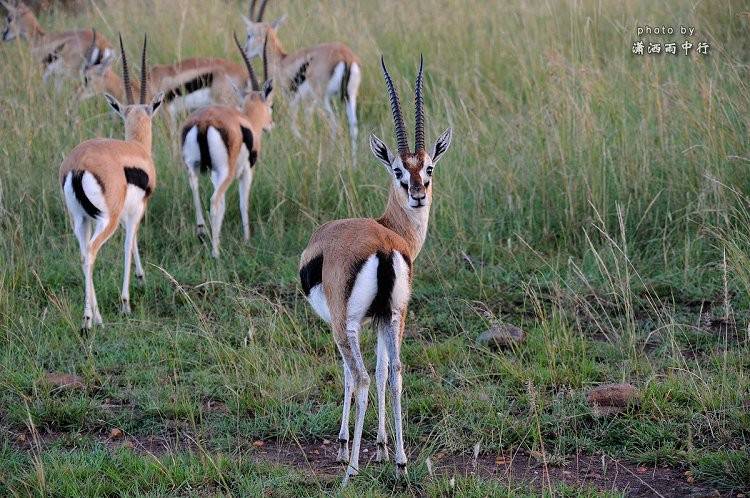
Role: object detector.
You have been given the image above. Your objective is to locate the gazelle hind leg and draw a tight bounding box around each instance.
[132,231,145,285]
[237,164,254,243]
[337,360,354,463]
[337,325,369,485]
[345,63,361,162]
[85,215,116,328]
[384,316,407,476]
[182,127,207,238]
[375,328,390,462]
[207,127,230,259]
[119,203,144,314]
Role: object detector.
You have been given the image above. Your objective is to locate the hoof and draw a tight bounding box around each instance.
[342,465,358,486]
[196,224,207,240]
[92,311,103,325]
[336,439,349,463]
[211,249,220,259]
[81,315,93,331]
[376,442,389,463]
[136,274,145,287]
[120,299,131,315]
[396,463,408,479]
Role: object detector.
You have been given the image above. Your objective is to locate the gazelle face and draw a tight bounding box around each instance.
[78,58,113,101]
[2,9,22,41]
[369,129,452,211]
[242,15,285,58]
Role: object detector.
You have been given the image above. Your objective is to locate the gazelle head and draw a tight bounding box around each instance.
[370,56,452,210]
[103,34,163,145]
[78,30,116,101]
[242,0,285,59]
[1,1,34,41]
[233,31,274,132]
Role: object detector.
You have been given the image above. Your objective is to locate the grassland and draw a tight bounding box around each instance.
[1,0,750,496]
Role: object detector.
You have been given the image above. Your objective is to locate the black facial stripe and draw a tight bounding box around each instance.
[124,166,152,197]
[400,181,408,192]
[300,254,323,296]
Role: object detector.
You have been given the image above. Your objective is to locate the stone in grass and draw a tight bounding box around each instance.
[587,383,639,417]
[477,324,526,350]
[42,373,85,391]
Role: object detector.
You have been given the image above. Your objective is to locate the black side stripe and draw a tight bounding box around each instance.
[240,126,257,167]
[300,254,324,296]
[367,251,396,321]
[339,63,351,102]
[289,61,310,93]
[164,73,215,103]
[70,170,102,219]
[124,167,151,197]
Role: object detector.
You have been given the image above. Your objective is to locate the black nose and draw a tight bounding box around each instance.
[409,185,426,200]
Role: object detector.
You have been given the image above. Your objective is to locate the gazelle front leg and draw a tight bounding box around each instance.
[375,329,390,462]
[238,164,254,243]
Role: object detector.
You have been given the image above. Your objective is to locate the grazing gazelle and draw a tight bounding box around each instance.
[242,0,361,155]
[1,0,112,85]
[180,33,274,258]
[79,39,248,124]
[298,56,452,484]
[59,34,164,330]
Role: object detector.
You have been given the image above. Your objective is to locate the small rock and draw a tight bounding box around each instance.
[110,428,123,439]
[323,439,331,445]
[637,466,648,474]
[43,373,85,391]
[477,324,526,349]
[252,440,264,448]
[122,440,134,449]
[587,383,639,417]
[16,433,26,443]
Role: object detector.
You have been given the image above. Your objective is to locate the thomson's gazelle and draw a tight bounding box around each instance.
[242,0,361,155]
[299,56,452,484]
[1,0,112,84]
[180,33,274,258]
[59,34,164,330]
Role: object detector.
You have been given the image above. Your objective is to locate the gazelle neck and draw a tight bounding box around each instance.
[23,13,45,40]
[264,28,287,71]
[377,185,431,259]
[125,120,152,152]
[106,70,127,102]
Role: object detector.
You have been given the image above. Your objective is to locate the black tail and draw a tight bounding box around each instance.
[340,63,351,102]
[240,126,257,167]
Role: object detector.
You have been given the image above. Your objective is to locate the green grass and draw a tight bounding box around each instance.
[1,0,750,496]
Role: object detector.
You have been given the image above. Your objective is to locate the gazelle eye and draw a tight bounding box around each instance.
[394,169,403,179]
[426,166,434,176]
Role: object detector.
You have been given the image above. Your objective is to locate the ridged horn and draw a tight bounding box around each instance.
[414,54,425,152]
[118,33,133,105]
[249,0,256,19]
[256,0,269,21]
[234,31,259,91]
[139,33,147,104]
[380,56,410,156]
[262,33,269,82]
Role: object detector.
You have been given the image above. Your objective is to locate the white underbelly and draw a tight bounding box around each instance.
[171,88,213,113]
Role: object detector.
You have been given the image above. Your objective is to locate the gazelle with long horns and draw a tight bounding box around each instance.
[79,35,248,124]
[1,0,112,85]
[59,34,164,330]
[242,0,361,155]
[180,33,274,258]
[298,56,452,484]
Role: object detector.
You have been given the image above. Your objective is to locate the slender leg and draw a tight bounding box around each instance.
[119,205,143,315]
[237,164,254,243]
[132,231,144,286]
[337,360,353,463]
[385,317,407,476]
[209,170,228,259]
[72,216,93,330]
[345,93,358,163]
[322,94,339,140]
[338,325,370,486]
[85,215,114,328]
[186,165,207,238]
[375,328,390,462]
[289,92,303,139]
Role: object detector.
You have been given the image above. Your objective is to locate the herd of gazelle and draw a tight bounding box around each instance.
[6,0,452,484]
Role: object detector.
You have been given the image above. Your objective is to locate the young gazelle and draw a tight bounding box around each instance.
[180,33,274,258]
[1,0,112,84]
[299,56,452,484]
[79,42,248,124]
[59,34,164,330]
[242,0,361,154]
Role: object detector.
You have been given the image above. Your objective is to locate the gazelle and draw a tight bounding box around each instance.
[59,34,164,330]
[180,33,274,259]
[79,39,248,124]
[298,56,452,484]
[242,0,361,155]
[1,0,112,85]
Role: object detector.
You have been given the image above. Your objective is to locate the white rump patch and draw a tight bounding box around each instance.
[62,170,107,220]
[236,142,250,178]
[308,284,331,324]
[326,62,346,97]
[347,254,379,329]
[123,185,146,217]
[207,126,229,185]
[182,125,201,170]
[391,251,412,313]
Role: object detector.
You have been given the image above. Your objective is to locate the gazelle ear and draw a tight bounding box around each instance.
[369,133,394,170]
[430,127,452,165]
[148,91,164,116]
[270,14,286,29]
[103,93,123,116]
[262,79,273,102]
[96,53,115,74]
